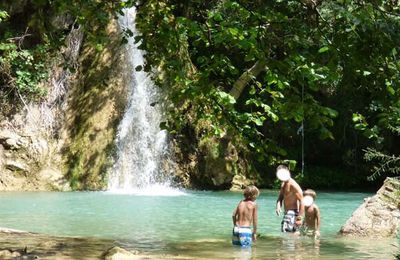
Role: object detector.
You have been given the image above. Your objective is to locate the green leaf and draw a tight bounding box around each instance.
[216,91,236,105]
[322,107,338,118]
[228,27,239,36]
[318,46,329,53]
[387,86,395,95]
[0,43,16,51]
[253,117,263,126]
[319,127,334,140]
[0,10,9,22]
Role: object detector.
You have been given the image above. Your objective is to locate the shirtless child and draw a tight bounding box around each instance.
[275,165,304,232]
[232,185,259,247]
[299,189,321,238]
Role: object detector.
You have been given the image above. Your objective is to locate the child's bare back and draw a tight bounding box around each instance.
[232,185,259,247]
[234,199,257,227]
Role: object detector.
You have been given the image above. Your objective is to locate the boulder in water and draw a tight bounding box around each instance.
[339,177,400,238]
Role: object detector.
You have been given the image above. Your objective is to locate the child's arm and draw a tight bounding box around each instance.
[252,204,258,241]
[314,205,321,237]
[294,186,304,216]
[232,205,238,226]
[314,205,320,230]
[276,184,284,215]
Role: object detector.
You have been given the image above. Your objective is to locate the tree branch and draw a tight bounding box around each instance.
[229,59,267,100]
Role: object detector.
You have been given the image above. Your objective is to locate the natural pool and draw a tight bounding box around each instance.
[0,190,397,259]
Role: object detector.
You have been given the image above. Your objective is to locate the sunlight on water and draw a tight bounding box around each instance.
[107,184,187,196]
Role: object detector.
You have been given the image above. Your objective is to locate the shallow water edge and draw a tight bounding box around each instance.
[0,227,398,260]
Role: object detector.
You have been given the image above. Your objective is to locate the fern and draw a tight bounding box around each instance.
[364,148,400,181]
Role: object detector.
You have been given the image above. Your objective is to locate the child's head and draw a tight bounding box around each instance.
[243,185,259,201]
[303,189,316,207]
[303,189,317,200]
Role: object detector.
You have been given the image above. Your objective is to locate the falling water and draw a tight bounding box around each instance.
[107,7,182,196]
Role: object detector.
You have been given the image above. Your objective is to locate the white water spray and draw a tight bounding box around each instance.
[107,8,183,196]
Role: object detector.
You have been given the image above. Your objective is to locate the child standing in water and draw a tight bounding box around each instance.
[232,185,259,247]
[299,189,321,238]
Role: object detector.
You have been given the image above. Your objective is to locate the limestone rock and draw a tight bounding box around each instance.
[102,246,139,260]
[339,177,400,238]
[39,168,71,191]
[5,160,29,172]
[230,174,252,191]
[197,137,240,188]
[0,129,22,150]
[0,249,21,258]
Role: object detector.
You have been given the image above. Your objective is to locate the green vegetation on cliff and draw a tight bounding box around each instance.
[0,0,127,113]
[0,1,130,190]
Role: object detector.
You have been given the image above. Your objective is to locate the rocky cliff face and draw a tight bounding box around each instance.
[170,123,256,190]
[60,20,128,190]
[0,10,128,190]
[339,177,400,238]
[0,21,83,191]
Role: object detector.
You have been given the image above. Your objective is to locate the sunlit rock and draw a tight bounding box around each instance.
[102,246,139,260]
[5,160,29,173]
[0,249,21,258]
[0,129,21,150]
[339,177,400,238]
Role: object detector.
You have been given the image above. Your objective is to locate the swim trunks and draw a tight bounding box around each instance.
[232,226,252,247]
[281,210,299,232]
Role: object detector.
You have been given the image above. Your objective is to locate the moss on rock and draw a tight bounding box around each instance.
[61,20,128,190]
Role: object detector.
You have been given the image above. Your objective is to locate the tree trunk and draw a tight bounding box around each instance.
[229,59,267,100]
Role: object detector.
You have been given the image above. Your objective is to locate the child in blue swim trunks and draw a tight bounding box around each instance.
[232,185,259,247]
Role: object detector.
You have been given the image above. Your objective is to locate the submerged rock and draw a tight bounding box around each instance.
[339,177,400,238]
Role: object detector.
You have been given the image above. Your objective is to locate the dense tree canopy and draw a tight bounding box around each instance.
[135,0,400,188]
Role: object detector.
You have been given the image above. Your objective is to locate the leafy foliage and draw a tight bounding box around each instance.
[0,1,134,108]
[0,38,49,99]
[133,0,400,185]
[0,9,47,102]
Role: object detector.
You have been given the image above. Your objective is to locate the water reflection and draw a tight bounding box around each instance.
[162,235,398,259]
[232,246,253,260]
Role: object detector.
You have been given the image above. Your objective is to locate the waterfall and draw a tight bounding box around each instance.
[107,7,182,196]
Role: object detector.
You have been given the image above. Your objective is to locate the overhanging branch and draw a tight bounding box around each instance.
[229,59,267,100]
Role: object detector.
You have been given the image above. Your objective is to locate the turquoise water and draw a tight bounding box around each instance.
[0,190,397,259]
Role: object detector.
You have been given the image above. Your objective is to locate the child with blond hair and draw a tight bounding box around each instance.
[232,185,259,247]
[299,189,321,238]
